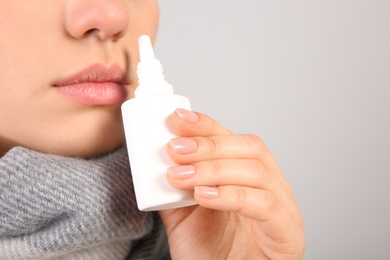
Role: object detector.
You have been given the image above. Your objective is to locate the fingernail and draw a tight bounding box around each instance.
[167,165,195,178]
[169,138,197,154]
[194,186,219,198]
[175,108,199,123]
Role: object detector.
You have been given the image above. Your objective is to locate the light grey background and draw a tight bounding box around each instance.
[155,1,390,259]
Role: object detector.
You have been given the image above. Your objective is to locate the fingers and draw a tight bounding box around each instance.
[167,159,283,195]
[170,108,275,167]
[165,110,305,254]
[172,108,232,137]
[167,134,274,164]
[193,185,303,247]
[169,109,294,209]
[167,133,285,183]
[193,185,281,221]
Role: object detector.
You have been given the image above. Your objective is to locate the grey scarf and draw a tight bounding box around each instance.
[0,146,170,259]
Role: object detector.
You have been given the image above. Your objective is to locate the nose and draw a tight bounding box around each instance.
[65,0,129,41]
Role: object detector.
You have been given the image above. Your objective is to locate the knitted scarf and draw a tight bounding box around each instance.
[0,146,170,259]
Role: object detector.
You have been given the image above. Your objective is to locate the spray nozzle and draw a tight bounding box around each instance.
[138,35,156,62]
[135,35,174,97]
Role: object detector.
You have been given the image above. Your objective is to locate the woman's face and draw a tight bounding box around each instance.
[0,0,159,157]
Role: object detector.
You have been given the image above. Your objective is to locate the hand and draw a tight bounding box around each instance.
[159,109,305,260]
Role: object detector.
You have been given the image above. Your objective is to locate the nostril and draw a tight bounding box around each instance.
[84,28,99,38]
[112,31,125,41]
[80,28,125,41]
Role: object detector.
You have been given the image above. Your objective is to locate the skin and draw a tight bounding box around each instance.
[163,110,305,259]
[0,0,159,157]
[0,1,305,259]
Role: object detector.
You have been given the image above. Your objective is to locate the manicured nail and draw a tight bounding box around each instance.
[194,186,219,198]
[169,137,197,154]
[175,108,199,123]
[167,165,195,179]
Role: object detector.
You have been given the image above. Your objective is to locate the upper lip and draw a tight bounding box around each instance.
[52,63,128,87]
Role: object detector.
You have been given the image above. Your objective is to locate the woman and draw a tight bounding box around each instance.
[0,1,305,259]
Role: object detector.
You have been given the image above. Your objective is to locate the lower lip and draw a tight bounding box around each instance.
[54,82,127,105]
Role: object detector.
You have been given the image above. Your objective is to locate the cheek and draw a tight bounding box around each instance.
[0,3,62,69]
[0,4,62,104]
[128,0,160,39]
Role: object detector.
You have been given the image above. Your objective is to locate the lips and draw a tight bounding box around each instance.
[53,63,128,105]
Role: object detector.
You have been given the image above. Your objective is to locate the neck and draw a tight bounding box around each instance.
[0,136,17,158]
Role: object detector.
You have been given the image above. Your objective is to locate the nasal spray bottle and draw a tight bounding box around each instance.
[121,35,197,211]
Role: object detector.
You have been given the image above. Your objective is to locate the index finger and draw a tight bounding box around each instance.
[172,109,232,137]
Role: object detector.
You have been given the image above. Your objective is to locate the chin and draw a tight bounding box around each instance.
[48,139,126,158]
[55,128,126,158]
[8,107,128,158]
[69,139,125,158]
[50,108,127,158]
[25,120,127,158]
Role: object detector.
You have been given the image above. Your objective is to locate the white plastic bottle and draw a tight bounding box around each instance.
[121,35,197,211]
